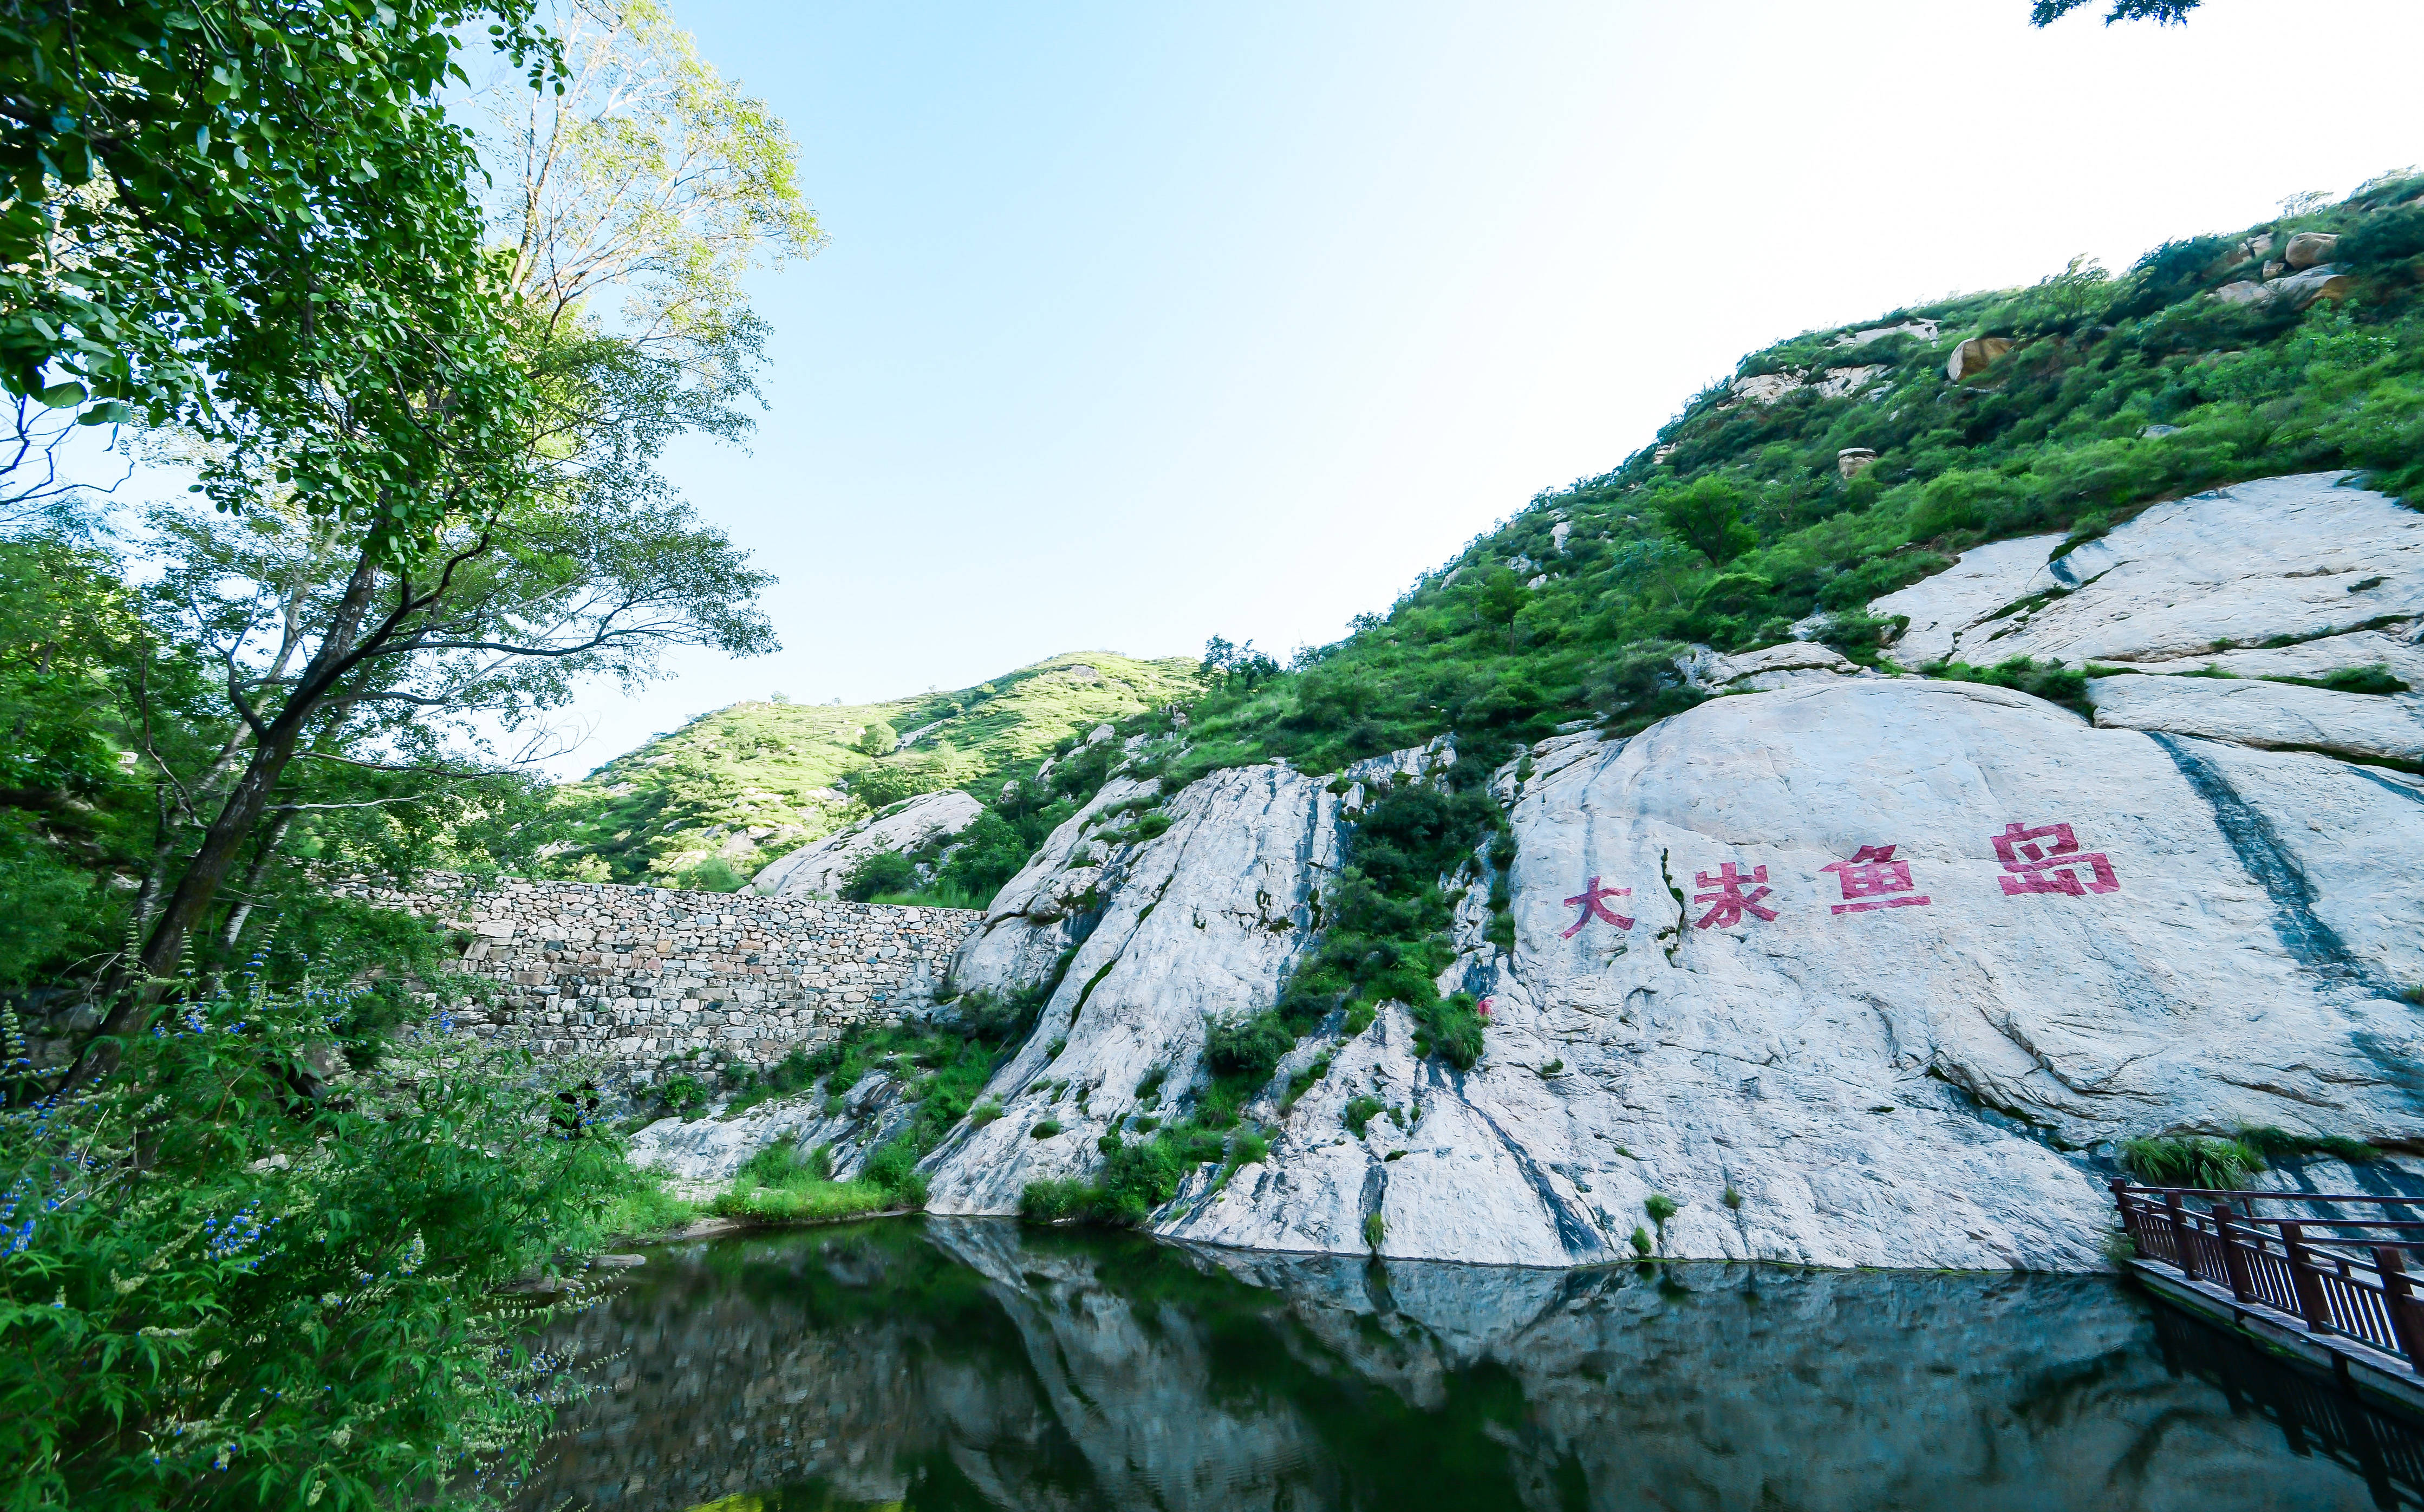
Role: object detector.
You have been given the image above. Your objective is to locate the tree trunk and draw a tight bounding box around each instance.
[217,811,295,954]
[78,545,387,1078]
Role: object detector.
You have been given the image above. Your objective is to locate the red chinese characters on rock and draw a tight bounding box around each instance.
[1561,876,1634,938]
[1819,845,1931,916]
[1992,821,2120,897]
[1692,862,1776,929]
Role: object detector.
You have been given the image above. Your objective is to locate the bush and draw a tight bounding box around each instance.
[2118,1136,2263,1189]
[657,1073,710,1116]
[1204,1012,1292,1083]
[1019,1179,1094,1222]
[1029,1118,1063,1139]
[1932,656,2090,717]
[1651,476,1758,565]
[1362,1211,1386,1252]
[840,849,920,903]
[0,985,633,1509]
[676,854,748,892]
[1343,1095,1384,1136]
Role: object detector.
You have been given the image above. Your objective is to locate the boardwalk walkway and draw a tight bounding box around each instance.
[2112,1179,2424,1425]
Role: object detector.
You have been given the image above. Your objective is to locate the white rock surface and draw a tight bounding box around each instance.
[1884,473,2424,669]
[1869,533,2067,669]
[627,1074,916,1184]
[2086,673,2424,765]
[921,671,2420,1270]
[1695,641,1861,692]
[2162,627,2424,685]
[923,746,1457,1213]
[1835,317,1938,347]
[750,788,985,899]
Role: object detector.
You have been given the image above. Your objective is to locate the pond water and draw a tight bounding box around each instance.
[517,1218,2421,1512]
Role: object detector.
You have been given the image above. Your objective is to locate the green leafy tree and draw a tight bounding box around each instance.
[2030,0,2199,22]
[0,0,556,492]
[67,0,817,1044]
[1651,477,1758,566]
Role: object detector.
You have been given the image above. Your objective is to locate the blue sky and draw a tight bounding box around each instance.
[360,2,2424,768]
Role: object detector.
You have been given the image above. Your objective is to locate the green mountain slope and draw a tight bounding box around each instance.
[552,651,1203,888]
[1168,171,2424,783]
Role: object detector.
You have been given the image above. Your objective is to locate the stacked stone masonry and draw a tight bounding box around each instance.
[329,876,982,1086]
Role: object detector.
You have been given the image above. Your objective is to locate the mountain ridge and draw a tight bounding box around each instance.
[549,649,1203,889]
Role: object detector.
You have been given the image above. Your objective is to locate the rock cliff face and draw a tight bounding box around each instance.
[913,473,2423,1270]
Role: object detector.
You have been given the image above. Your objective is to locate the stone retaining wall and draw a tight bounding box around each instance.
[332,876,983,1087]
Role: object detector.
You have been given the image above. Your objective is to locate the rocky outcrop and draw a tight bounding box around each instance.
[2084,672,2424,766]
[900,471,2424,1272]
[2286,230,2340,269]
[1868,532,2067,668]
[750,787,985,898]
[627,472,2424,1273]
[1945,335,2012,381]
[922,746,1454,1214]
[1873,473,2423,670]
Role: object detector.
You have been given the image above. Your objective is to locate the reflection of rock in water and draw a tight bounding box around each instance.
[517,1218,2393,1512]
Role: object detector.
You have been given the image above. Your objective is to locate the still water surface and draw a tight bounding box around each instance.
[518,1217,2420,1512]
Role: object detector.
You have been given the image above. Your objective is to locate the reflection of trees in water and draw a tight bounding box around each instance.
[516,1219,2396,1512]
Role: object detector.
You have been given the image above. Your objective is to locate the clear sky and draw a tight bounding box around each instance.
[320,2,2424,771]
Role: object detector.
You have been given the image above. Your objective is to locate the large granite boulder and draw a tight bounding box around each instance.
[750,787,984,899]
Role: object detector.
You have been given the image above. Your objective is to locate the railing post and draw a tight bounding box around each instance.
[2376,1248,2424,1369]
[2165,1192,2197,1279]
[2213,1204,2256,1303]
[2109,1178,2140,1256]
[2281,1222,2334,1334]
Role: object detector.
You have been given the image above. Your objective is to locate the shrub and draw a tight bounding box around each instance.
[1363,1211,1386,1252]
[1644,1192,1680,1248]
[1018,1179,1093,1222]
[1932,656,2091,716]
[676,855,748,892]
[1029,1118,1063,1139]
[840,849,920,903]
[1650,476,1758,565]
[1343,1096,1385,1136]
[968,1098,1003,1126]
[1204,1012,1292,1083]
[0,985,634,1509]
[2118,1136,2263,1189]
[1723,1186,1744,1211]
[1630,1226,1654,1257]
[657,1073,710,1116]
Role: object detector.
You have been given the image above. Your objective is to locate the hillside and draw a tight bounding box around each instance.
[1160,173,2424,780]
[550,651,1203,888]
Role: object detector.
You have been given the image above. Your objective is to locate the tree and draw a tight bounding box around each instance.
[2029,0,2200,22]
[71,0,817,1068]
[0,0,557,504]
[1651,477,1758,566]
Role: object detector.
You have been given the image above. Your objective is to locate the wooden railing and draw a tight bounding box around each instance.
[2111,1178,2424,1374]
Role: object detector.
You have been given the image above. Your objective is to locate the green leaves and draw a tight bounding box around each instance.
[0,980,631,1507]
